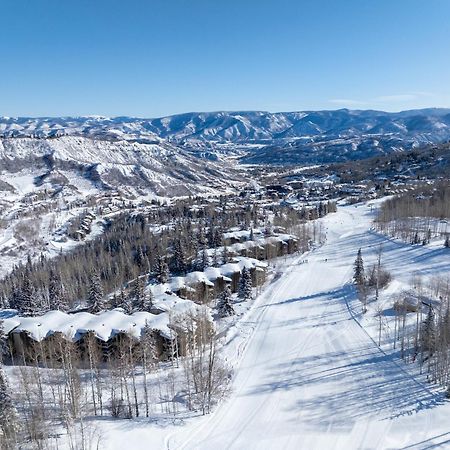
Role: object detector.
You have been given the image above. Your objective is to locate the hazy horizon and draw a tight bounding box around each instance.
[2,105,450,121]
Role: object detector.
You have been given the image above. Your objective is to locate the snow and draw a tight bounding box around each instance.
[223,229,263,241]
[151,293,197,316]
[85,200,450,450]
[147,257,267,300]
[5,309,174,342]
[220,233,297,257]
[203,266,232,283]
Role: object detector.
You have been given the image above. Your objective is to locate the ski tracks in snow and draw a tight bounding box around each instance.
[165,203,449,450]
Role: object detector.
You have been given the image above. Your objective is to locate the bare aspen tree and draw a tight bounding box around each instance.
[375,244,382,301]
[140,323,158,417]
[85,333,103,416]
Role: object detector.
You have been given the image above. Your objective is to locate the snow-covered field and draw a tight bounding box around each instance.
[57,201,450,449]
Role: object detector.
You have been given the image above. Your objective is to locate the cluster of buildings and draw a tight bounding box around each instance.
[1,232,299,364]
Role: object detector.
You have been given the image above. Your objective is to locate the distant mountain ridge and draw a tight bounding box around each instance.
[2,108,450,164]
[2,108,450,141]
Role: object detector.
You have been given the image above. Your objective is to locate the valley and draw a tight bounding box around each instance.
[0,114,449,450]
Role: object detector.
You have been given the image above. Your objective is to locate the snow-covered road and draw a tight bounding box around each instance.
[102,202,450,450]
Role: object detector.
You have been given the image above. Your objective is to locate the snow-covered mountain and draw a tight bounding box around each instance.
[2,108,450,164]
[148,108,450,143]
[0,116,162,143]
[0,136,240,198]
[3,109,450,143]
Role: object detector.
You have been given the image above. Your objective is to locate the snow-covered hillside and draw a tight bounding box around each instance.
[86,201,450,450]
[0,136,239,197]
[0,135,243,277]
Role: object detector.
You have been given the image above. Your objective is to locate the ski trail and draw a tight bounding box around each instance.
[165,203,447,450]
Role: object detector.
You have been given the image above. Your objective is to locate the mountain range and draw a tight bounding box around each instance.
[2,108,450,165]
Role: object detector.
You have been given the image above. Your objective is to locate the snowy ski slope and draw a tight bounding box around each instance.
[96,201,450,450]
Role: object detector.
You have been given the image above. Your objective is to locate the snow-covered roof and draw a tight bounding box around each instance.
[148,283,170,297]
[185,271,215,287]
[148,256,267,299]
[263,234,298,245]
[220,262,243,277]
[223,228,263,241]
[233,256,268,270]
[229,241,264,252]
[5,309,174,342]
[0,309,21,334]
[151,293,199,316]
[169,276,191,291]
[204,266,232,282]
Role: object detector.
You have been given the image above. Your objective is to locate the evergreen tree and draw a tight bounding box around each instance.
[217,285,235,317]
[353,248,367,311]
[155,256,170,283]
[122,290,134,314]
[132,277,153,312]
[8,282,19,311]
[421,306,436,355]
[141,288,154,313]
[132,278,145,310]
[17,274,39,316]
[440,307,450,348]
[211,249,219,267]
[222,244,230,265]
[203,247,211,270]
[117,287,128,311]
[134,246,146,270]
[213,228,223,248]
[353,249,365,286]
[198,224,206,248]
[48,270,68,311]
[208,224,222,248]
[239,267,253,301]
[88,270,105,313]
[0,319,6,361]
[171,238,188,274]
[196,246,211,272]
[0,295,9,310]
[110,292,120,309]
[207,223,215,248]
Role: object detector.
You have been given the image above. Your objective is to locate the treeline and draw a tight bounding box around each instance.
[375,182,450,243]
[392,276,450,393]
[353,247,450,393]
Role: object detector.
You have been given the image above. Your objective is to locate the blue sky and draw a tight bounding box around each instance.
[1,0,449,117]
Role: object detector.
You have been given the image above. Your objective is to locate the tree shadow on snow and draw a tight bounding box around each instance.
[243,282,444,430]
